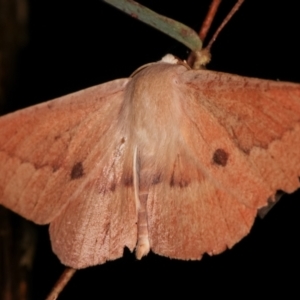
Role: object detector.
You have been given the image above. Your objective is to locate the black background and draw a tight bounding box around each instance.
[3,0,300,298]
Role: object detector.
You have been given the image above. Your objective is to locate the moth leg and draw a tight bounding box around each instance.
[133,146,150,259]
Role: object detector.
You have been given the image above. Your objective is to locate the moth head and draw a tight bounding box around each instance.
[130,54,190,78]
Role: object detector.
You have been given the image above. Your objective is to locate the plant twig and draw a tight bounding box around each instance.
[206,0,244,51]
[199,0,222,42]
[188,0,245,69]
[45,268,76,300]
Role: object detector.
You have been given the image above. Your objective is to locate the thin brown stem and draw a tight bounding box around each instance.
[199,0,222,42]
[206,0,244,51]
[45,268,76,300]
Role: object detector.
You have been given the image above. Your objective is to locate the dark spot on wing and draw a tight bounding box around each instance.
[170,172,175,187]
[52,165,59,172]
[213,149,228,166]
[169,155,190,188]
[70,162,84,180]
[121,137,125,143]
[170,172,190,188]
[123,175,133,186]
[178,178,189,188]
[152,173,162,185]
[109,181,116,192]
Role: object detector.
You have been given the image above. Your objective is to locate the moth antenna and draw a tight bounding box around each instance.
[45,268,76,300]
[133,147,150,259]
[199,0,222,42]
[206,0,244,51]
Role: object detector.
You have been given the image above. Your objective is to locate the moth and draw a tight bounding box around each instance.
[0,1,300,298]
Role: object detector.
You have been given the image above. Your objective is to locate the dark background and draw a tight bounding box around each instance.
[2,0,300,298]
